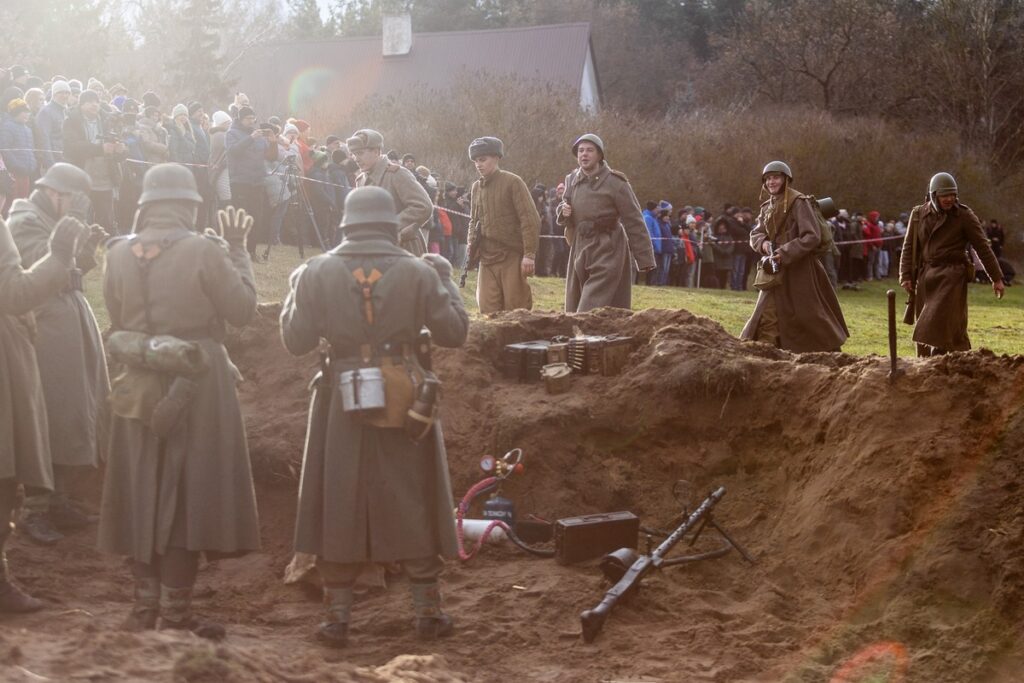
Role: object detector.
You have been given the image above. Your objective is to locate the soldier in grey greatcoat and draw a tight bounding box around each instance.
[98,164,260,639]
[281,187,469,648]
[7,163,110,545]
[0,212,84,612]
[347,129,433,256]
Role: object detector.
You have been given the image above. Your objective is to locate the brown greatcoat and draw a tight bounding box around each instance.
[281,237,469,564]
[740,190,849,352]
[8,191,110,468]
[356,157,433,256]
[556,162,656,312]
[97,204,260,563]
[0,218,70,492]
[898,201,1003,351]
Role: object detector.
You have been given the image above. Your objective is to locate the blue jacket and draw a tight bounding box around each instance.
[659,218,675,256]
[643,209,662,254]
[225,120,268,186]
[35,101,66,168]
[327,162,351,211]
[0,115,38,176]
[190,120,210,162]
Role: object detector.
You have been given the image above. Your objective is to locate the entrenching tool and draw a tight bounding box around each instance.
[887,289,902,382]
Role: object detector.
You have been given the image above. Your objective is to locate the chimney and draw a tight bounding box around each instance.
[383,13,412,57]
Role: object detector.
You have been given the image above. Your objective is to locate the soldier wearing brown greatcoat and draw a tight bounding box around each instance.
[98,163,260,639]
[899,172,1004,356]
[347,128,433,256]
[466,136,540,313]
[0,210,84,612]
[556,133,656,312]
[740,161,848,352]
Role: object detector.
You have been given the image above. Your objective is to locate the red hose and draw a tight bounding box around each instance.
[456,476,513,562]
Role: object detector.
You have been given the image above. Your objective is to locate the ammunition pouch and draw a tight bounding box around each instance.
[753,258,783,291]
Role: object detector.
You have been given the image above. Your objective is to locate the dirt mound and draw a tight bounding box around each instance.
[4,306,1024,682]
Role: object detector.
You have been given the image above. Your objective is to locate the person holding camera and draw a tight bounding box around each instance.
[62,90,125,231]
[281,186,468,648]
[739,161,848,352]
[226,106,275,260]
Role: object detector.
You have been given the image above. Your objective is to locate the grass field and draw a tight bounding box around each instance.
[83,246,1023,357]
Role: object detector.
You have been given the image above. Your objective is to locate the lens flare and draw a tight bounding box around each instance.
[288,67,338,116]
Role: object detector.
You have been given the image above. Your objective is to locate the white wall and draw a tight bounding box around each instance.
[579,44,601,113]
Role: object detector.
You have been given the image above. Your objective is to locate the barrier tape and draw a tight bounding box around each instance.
[1,147,908,246]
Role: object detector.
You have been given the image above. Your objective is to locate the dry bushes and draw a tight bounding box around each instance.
[315,75,1021,250]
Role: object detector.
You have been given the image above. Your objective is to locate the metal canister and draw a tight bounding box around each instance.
[541,362,572,395]
[338,367,386,412]
[548,342,568,364]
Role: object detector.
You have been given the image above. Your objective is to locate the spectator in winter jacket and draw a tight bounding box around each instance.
[864,210,884,280]
[62,89,125,231]
[166,104,198,165]
[36,80,71,170]
[642,202,662,285]
[0,98,37,214]
[136,106,169,164]
[226,105,273,259]
[657,200,675,285]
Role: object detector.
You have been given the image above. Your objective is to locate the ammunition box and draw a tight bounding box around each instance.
[548,342,568,365]
[554,511,639,565]
[600,335,635,376]
[502,341,551,382]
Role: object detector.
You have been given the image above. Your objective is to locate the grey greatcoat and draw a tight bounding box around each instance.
[740,190,849,352]
[355,157,433,256]
[0,218,68,492]
[556,163,656,312]
[97,204,260,562]
[8,192,110,468]
[898,202,1003,352]
[281,237,469,564]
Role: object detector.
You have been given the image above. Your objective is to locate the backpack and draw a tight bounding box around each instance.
[800,194,839,256]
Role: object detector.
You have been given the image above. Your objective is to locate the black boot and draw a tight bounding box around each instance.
[316,585,353,648]
[47,496,93,532]
[410,581,453,641]
[121,576,160,631]
[0,527,44,613]
[20,511,62,546]
[158,585,226,641]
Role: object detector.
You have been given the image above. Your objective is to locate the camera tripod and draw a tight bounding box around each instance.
[263,155,327,260]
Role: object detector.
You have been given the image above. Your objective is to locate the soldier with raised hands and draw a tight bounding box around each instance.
[98,163,260,640]
[0,208,86,612]
[556,133,656,312]
[347,128,433,256]
[7,162,110,546]
[281,186,469,648]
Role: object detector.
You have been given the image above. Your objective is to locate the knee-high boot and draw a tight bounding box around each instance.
[317,585,353,648]
[122,575,160,631]
[159,585,226,641]
[0,523,44,613]
[410,580,453,640]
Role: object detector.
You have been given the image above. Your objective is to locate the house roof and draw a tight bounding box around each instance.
[234,22,599,120]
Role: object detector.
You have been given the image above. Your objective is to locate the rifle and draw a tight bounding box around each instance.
[903,209,918,325]
[579,485,752,643]
[459,220,482,288]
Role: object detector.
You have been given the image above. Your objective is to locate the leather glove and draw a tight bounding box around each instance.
[216,206,254,248]
[76,223,109,273]
[422,253,453,280]
[49,216,86,264]
[67,191,92,222]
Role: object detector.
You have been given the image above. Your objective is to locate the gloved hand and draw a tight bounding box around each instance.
[49,216,86,264]
[216,206,254,248]
[67,191,92,222]
[76,223,109,273]
[422,253,453,280]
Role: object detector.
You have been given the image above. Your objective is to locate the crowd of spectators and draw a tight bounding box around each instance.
[0,63,1012,286]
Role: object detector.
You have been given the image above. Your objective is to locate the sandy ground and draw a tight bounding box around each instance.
[3,305,1024,682]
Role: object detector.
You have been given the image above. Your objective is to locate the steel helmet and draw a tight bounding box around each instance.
[572,133,605,158]
[36,162,91,195]
[928,172,957,195]
[139,163,203,205]
[340,187,399,239]
[761,160,793,181]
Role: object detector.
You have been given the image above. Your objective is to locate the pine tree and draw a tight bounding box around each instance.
[168,0,234,106]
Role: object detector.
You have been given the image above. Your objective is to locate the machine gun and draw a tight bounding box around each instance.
[459,221,482,288]
[579,485,754,643]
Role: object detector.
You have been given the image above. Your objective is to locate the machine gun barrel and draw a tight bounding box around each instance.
[579,486,726,643]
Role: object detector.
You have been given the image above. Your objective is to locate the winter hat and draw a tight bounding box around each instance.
[68,79,83,94]
[425,175,438,191]
[444,181,456,192]
[112,95,126,111]
[109,83,127,97]
[657,200,673,214]
[211,110,232,129]
[8,65,28,80]
[415,165,430,178]
[324,135,340,146]
[685,215,697,226]
[283,123,299,137]
[468,136,503,160]
[187,101,203,116]
[170,103,189,119]
[78,90,99,105]
[122,98,141,114]
[236,105,255,121]
[6,98,29,116]
[141,90,160,108]
[867,210,880,222]
[294,119,310,133]
[86,78,104,93]
[838,209,849,219]
[402,153,415,163]
[50,79,71,96]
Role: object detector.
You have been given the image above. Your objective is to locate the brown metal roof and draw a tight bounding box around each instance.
[234,22,598,120]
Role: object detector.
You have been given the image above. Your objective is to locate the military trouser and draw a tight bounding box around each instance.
[477,252,533,314]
